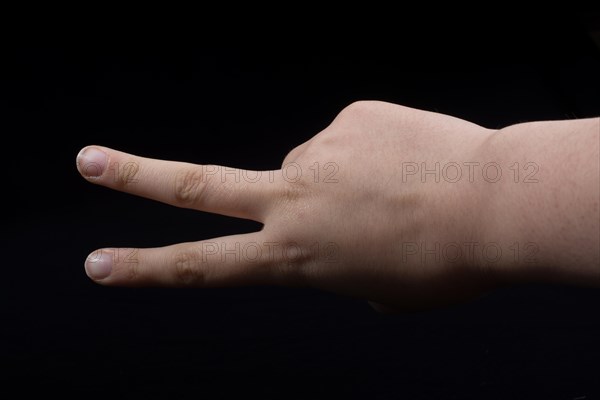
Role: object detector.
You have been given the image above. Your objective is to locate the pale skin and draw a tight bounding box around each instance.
[76,101,600,311]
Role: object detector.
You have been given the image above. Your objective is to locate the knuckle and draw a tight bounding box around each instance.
[332,100,390,131]
[282,146,305,166]
[173,250,205,285]
[174,168,208,206]
[338,100,378,119]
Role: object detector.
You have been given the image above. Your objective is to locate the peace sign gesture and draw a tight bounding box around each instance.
[77,101,600,310]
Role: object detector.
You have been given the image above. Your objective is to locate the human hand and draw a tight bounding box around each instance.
[76,101,501,311]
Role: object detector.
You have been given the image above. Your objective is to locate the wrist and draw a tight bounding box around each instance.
[474,123,543,285]
[431,128,504,284]
[477,118,600,286]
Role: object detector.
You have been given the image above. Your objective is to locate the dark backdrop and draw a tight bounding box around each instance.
[2,14,600,398]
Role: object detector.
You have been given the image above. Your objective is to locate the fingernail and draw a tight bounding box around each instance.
[77,147,107,178]
[85,250,112,280]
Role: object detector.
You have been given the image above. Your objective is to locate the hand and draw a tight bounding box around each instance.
[76,101,502,310]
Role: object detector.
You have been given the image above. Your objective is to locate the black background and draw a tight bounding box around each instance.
[2,14,600,398]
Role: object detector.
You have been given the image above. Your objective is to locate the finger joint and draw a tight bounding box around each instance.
[174,168,209,207]
[173,250,205,286]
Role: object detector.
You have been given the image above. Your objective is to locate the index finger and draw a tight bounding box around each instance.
[76,145,279,222]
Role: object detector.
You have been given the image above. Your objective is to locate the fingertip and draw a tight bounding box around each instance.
[77,146,108,178]
[85,249,113,281]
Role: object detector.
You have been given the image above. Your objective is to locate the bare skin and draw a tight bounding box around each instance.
[76,101,600,311]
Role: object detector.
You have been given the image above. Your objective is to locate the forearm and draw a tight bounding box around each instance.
[480,118,600,285]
